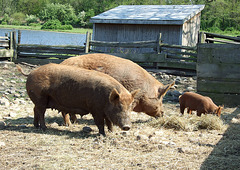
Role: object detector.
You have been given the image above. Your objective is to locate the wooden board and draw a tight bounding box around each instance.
[197,43,240,106]
[15,58,63,65]
[197,78,240,94]
[198,91,240,107]
[109,53,166,63]
[158,60,196,70]
[0,49,13,58]
[197,44,240,64]
[197,63,240,79]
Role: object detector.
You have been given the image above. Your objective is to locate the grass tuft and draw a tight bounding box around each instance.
[148,114,227,131]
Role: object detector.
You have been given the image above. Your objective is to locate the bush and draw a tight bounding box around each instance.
[1,21,7,25]
[29,23,41,27]
[41,19,62,30]
[38,3,77,25]
[60,25,73,30]
[41,19,73,30]
[1,14,10,24]
[26,15,39,25]
[206,27,222,33]
[8,12,26,25]
[77,11,87,27]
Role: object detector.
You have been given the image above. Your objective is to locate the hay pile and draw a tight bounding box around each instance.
[148,114,227,131]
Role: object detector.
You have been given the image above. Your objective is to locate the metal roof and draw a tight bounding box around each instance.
[90,5,205,25]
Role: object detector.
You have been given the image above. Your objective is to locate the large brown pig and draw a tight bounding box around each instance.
[17,63,138,136]
[179,92,223,117]
[60,53,174,119]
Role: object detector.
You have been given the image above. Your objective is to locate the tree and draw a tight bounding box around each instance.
[38,3,77,25]
[16,0,49,15]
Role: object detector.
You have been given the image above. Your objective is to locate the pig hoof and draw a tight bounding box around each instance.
[34,124,40,128]
[40,126,47,131]
[122,125,130,131]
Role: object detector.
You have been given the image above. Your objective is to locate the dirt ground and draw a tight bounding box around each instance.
[0,62,239,170]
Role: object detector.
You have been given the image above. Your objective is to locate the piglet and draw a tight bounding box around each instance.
[179,92,223,117]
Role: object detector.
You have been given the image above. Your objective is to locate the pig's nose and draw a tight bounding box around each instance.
[122,125,130,131]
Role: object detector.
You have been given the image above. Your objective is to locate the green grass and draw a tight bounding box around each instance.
[201,29,240,37]
[0,24,92,34]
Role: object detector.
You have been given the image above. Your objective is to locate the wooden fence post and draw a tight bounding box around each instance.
[9,32,13,62]
[85,32,91,53]
[13,31,17,61]
[198,32,206,44]
[9,31,17,61]
[153,33,162,68]
[18,30,21,44]
[157,33,162,54]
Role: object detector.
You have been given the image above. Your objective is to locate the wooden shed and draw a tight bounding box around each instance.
[90,5,205,53]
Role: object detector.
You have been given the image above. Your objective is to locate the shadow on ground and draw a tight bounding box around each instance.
[1,116,99,139]
[200,107,240,169]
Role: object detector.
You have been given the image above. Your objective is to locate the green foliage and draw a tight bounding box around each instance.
[0,0,239,31]
[41,19,62,29]
[1,21,7,25]
[41,19,73,30]
[16,0,48,15]
[9,12,26,25]
[38,3,77,25]
[1,13,10,24]
[77,11,87,27]
[60,24,73,30]
[26,15,39,25]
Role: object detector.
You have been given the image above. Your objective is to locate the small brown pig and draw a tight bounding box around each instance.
[179,92,223,117]
[17,63,138,136]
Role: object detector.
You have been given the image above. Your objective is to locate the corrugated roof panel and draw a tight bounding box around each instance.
[90,5,205,25]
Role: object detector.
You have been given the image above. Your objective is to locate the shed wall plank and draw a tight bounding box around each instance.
[198,92,240,107]
[197,78,240,94]
[198,44,240,64]
[197,63,240,79]
[93,23,181,53]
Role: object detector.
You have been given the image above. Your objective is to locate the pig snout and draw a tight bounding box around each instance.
[117,113,131,131]
[122,125,131,131]
[155,110,164,118]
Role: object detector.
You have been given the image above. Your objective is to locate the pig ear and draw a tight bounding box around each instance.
[216,105,223,116]
[109,88,120,104]
[158,81,175,98]
[131,89,140,99]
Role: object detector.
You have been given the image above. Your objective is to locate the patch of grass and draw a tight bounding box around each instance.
[148,114,227,131]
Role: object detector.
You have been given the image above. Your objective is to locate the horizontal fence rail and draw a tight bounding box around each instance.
[85,32,197,70]
[0,32,16,61]
[0,36,10,48]
[16,44,85,65]
[203,32,240,44]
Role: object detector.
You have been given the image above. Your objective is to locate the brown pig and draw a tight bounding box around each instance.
[60,53,174,119]
[18,63,139,136]
[179,92,223,117]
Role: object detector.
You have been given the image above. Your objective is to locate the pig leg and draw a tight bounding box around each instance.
[33,105,40,128]
[93,115,105,136]
[62,112,71,126]
[187,108,192,115]
[180,105,185,115]
[197,110,204,117]
[34,105,47,130]
[70,113,78,124]
[105,117,113,132]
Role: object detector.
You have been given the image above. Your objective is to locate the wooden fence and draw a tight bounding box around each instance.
[17,44,85,65]
[0,31,17,61]
[198,32,240,44]
[85,32,197,70]
[13,31,197,70]
[197,33,240,106]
